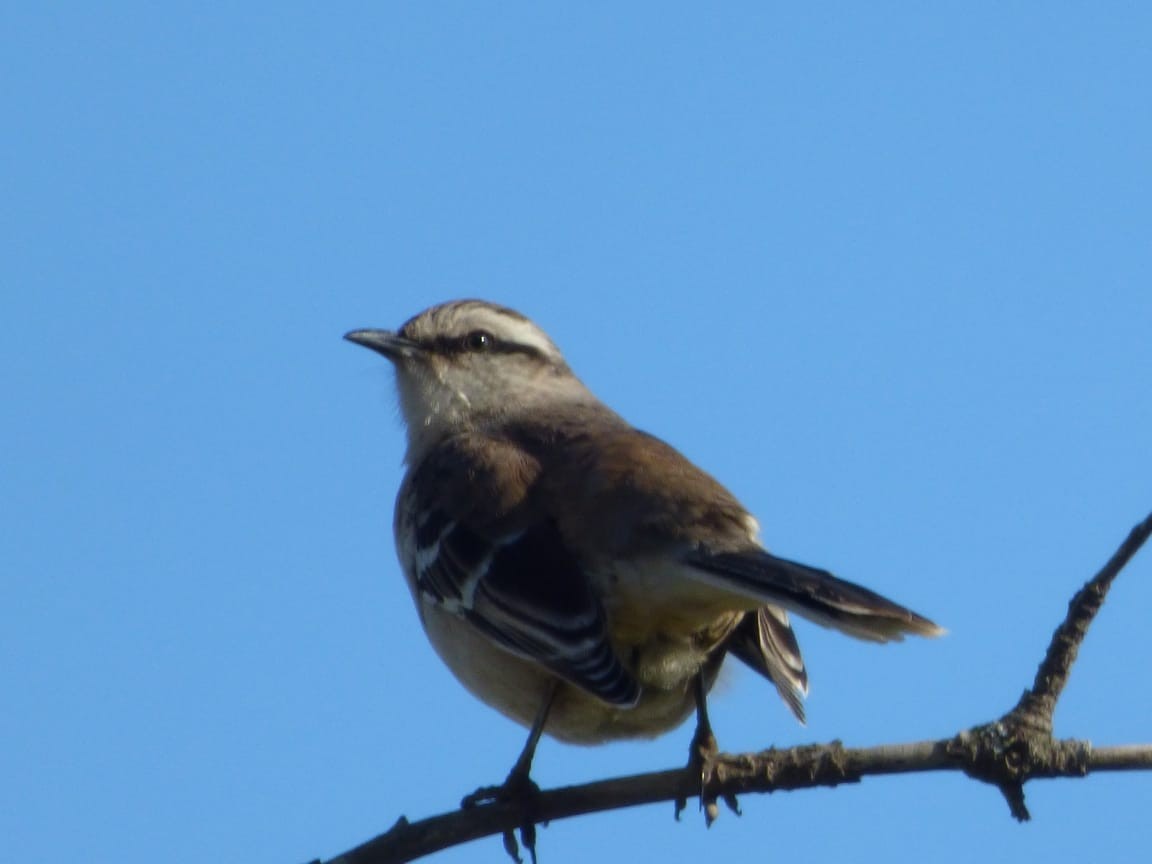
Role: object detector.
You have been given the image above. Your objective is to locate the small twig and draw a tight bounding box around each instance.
[1011,512,1152,732]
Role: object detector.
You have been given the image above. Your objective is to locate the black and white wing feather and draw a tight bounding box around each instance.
[409,503,639,708]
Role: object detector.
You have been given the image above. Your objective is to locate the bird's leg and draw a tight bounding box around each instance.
[689,672,719,767]
[464,680,555,805]
[675,673,739,824]
[462,681,558,864]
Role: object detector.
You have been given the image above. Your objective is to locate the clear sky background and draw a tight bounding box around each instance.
[3,4,1151,863]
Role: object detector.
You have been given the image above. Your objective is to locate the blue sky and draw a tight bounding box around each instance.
[3,4,1150,863]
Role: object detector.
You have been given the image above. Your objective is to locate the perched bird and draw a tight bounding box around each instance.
[346,299,941,843]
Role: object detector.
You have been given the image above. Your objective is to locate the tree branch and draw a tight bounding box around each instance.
[313,511,1152,864]
[1011,509,1152,732]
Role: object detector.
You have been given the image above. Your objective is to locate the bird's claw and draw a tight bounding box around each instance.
[673,721,740,825]
[462,768,543,864]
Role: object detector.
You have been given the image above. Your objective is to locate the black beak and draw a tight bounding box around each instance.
[343,329,420,361]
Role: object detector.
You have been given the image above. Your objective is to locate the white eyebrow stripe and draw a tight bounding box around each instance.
[468,309,560,359]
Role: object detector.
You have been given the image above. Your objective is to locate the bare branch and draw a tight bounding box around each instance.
[1011,511,1152,732]
[961,511,1152,819]
[313,511,1152,864]
[322,738,1152,864]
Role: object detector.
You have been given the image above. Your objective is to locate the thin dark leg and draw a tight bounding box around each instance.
[462,681,559,864]
[509,681,557,783]
[689,673,718,764]
[675,672,738,824]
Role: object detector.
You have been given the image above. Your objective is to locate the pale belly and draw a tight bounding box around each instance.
[420,600,728,744]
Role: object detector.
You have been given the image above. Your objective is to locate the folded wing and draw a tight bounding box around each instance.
[412,504,640,707]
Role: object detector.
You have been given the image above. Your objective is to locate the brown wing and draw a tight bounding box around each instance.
[402,435,639,707]
[511,416,941,657]
[523,422,759,559]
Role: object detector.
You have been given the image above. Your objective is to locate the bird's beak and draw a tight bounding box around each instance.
[344,329,421,362]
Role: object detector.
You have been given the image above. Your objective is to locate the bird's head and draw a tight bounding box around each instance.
[346,300,593,459]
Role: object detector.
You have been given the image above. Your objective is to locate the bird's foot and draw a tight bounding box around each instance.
[462,765,544,864]
[674,719,740,825]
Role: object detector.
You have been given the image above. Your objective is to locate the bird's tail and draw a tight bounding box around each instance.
[687,547,944,643]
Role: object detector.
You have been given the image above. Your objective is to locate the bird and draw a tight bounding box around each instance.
[345,299,942,852]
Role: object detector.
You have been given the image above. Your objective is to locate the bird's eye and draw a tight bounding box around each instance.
[465,330,493,351]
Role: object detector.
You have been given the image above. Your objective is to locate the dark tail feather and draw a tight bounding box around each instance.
[726,606,809,724]
[688,548,945,643]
